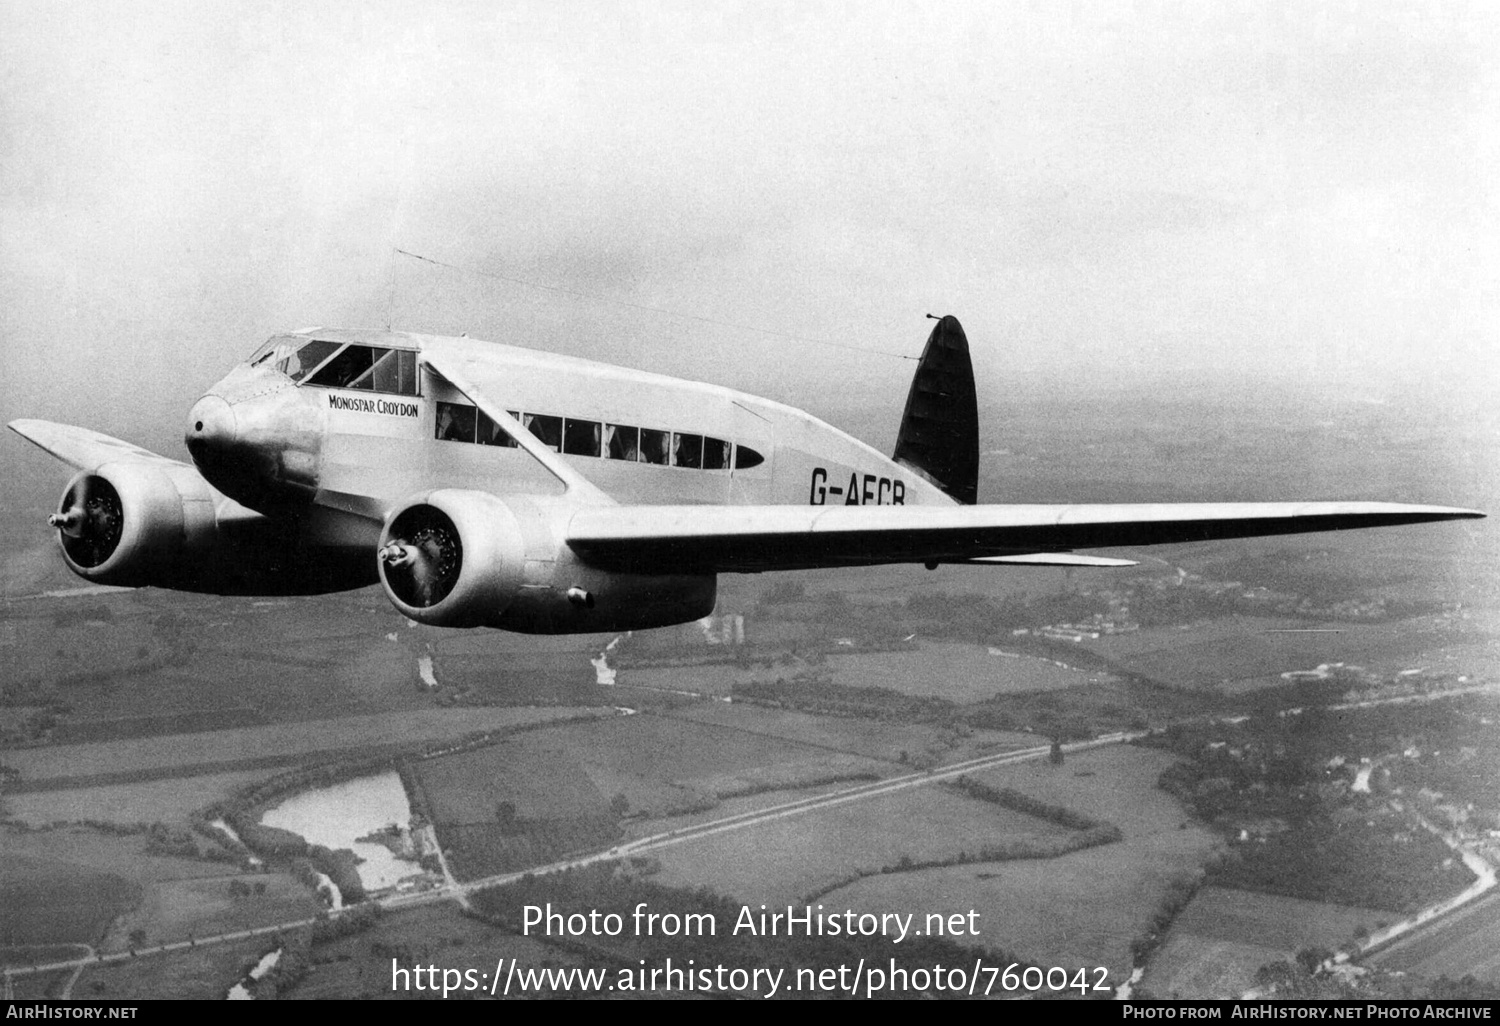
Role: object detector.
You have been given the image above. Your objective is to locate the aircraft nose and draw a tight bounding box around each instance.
[185,394,237,461]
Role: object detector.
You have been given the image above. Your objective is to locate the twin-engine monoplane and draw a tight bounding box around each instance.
[10,317,1482,633]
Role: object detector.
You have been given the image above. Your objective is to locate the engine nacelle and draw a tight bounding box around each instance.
[378,490,528,628]
[52,462,219,587]
[378,490,718,633]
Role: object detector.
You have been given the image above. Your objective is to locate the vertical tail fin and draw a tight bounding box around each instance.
[891,314,979,504]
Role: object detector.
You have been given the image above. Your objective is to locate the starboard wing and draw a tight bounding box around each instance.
[566,501,1484,574]
[8,419,190,471]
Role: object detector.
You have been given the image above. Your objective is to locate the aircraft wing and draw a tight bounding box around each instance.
[8,419,191,471]
[566,501,1484,574]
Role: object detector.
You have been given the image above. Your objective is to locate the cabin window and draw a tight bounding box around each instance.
[639,428,670,465]
[477,409,515,447]
[734,445,765,469]
[436,401,477,442]
[523,413,562,451]
[605,424,638,461]
[672,432,703,469]
[279,339,341,382]
[563,418,601,457]
[702,437,729,471]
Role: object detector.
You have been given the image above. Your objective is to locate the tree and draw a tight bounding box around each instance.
[1295,947,1333,975]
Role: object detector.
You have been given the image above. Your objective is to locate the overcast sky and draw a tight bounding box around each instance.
[2,1,1495,452]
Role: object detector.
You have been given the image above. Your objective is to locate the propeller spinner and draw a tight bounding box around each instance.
[52,476,124,568]
[380,509,462,608]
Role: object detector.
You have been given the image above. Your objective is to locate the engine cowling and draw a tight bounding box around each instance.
[377,490,718,633]
[51,462,219,587]
[377,490,527,628]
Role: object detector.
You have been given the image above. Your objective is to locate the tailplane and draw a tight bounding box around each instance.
[892,314,979,504]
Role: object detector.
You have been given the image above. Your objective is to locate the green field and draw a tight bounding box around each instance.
[1142,886,1389,998]
[668,700,1035,766]
[1084,613,1481,693]
[646,783,1070,905]
[289,903,600,999]
[813,746,1219,978]
[3,769,283,827]
[0,854,136,946]
[828,641,1105,700]
[100,872,323,954]
[72,935,276,1001]
[3,706,611,786]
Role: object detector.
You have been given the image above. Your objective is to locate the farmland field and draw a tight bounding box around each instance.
[99,872,322,953]
[290,904,600,999]
[3,706,612,786]
[827,642,1106,699]
[812,745,1218,977]
[3,769,283,826]
[1143,886,1390,998]
[1368,890,1500,984]
[667,701,1036,765]
[645,783,1071,905]
[1097,619,1480,692]
[0,853,136,946]
[72,936,277,1001]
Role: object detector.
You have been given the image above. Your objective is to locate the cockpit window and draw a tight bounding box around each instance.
[295,344,420,395]
[278,339,341,382]
[309,345,379,389]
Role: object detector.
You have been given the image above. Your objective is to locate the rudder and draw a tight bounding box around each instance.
[891,314,979,504]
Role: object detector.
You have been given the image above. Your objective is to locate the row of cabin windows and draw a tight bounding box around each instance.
[435,401,764,470]
[248,339,767,469]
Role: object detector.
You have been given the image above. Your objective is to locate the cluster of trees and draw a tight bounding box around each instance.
[1210,818,1471,914]
[142,821,198,858]
[227,878,268,899]
[948,776,1111,832]
[1127,870,1207,966]
[289,848,366,903]
[446,815,620,881]
[1149,715,1480,913]
[733,677,957,724]
[310,904,380,943]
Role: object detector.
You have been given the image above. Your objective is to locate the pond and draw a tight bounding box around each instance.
[261,770,423,891]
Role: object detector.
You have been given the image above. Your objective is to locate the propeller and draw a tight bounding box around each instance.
[380,511,461,608]
[51,476,124,568]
